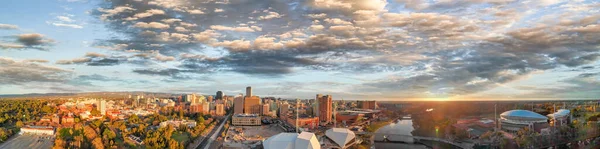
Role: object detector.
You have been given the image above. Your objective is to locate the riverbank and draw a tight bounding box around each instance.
[366,119,395,132]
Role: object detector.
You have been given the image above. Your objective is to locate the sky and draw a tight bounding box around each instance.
[0,0,599,101]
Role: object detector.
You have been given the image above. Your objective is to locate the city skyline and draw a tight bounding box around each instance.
[1,0,600,101]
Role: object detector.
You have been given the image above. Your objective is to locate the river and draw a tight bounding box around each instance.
[374,117,428,149]
[373,117,460,149]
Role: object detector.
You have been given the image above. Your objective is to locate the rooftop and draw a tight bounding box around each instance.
[500,110,547,120]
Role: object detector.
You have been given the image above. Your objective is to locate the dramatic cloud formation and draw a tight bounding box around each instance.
[1,0,599,99]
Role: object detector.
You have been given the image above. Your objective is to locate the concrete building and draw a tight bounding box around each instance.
[232,114,261,126]
[263,132,320,149]
[20,126,55,135]
[216,103,225,116]
[246,86,252,97]
[317,94,332,124]
[262,104,270,116]
[97,100,106,115]
[244,96,261,114]
[216,91,224,100]
[287,115,319,130]
[280,102,289,120]
[202,102,210,114]
[160,120,196,128]
[234,95,244,114]
[359,100,377,110]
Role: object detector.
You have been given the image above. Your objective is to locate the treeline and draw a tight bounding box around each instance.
[54,111,218,149]
[0,100,56,143]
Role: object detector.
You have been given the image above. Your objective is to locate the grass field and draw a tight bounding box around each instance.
[172,131,190,143]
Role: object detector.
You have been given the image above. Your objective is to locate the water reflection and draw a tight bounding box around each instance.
[374,119,428,149]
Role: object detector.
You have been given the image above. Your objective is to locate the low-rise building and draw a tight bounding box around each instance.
[20,126,55,135]
[286,115,319,130]
[159,120,197,128]
[232,114,261,126]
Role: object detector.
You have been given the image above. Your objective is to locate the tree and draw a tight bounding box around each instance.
[15,121,24,128]
[129,114,141,124]
[197,116,205,124]
[41,105,52,114]
[91,108,101,116]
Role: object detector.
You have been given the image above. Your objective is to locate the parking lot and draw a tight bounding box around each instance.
[0,134,54,149]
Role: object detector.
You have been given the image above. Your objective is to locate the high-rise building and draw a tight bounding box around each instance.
[234,94,244,114]
[97,100,106,115]
[318,94,332,124]
[216,91,224,100]
[208,95,214,103]
[359,100,377,110]
[202,102,210,114]
[244,96,261,114]
[216,103,225,116]
[262,104,270,116]
[246,86,252,97]
[280,102,289,120]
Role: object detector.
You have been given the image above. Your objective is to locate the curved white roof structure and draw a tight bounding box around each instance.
[325,128,355,148]
[263,132,320,149]
[500,110,548,120]
[548,109,570,118]
[296,132,320,149]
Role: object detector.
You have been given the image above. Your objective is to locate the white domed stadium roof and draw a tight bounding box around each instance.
[500,110,547,120]
[548,109,570,118]
[295,132,320,149]
[325,128,355,147]
[263,132,320,149]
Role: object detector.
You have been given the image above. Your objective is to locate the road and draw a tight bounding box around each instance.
[196,114,230,149]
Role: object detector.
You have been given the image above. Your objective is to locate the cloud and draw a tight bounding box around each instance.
[1,33,55,50]
[0,24,19,30]
[49,22,83,28]
[47,15,84,29]
[85,0,600,98]
[209,25,260,32]
[133,22,170,29]
[0,57,72,85]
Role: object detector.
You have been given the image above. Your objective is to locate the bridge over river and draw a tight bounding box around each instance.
[357,132,474,149]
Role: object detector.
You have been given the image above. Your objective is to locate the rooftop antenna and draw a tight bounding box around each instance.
[494,103,497,130]
[334,99,338,128]
[296,98,299,133]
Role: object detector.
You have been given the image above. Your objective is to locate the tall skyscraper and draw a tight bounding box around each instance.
[317,94,332,123]
[216,91,223,100]
[280,102,289,120]
[234,94,244,114]
[98,100,106,115]
[244,96,261,114]
[246,86,252,97]
[216,103,225,116]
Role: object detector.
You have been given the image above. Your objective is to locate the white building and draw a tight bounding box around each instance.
[20,126,55,135]
[325,128,357,149]
[499,110,548,132]
[159,120,197,128]
[263,132,320,149]
[547,109,571,126]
